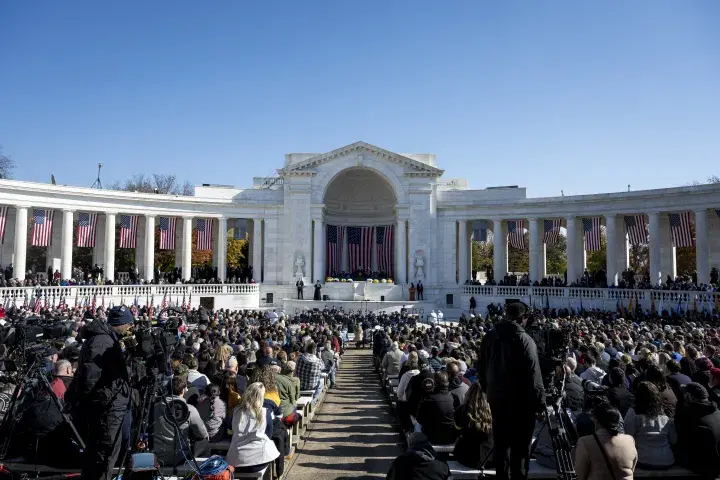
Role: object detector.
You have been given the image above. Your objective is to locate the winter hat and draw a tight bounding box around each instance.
[684,382,709,401]
[107,306,133,326]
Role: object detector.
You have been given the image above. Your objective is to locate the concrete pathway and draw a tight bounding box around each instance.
[285,347,403,480]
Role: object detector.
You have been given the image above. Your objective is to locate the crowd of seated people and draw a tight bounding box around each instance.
[0,303,350,475]
[373,303,720,480]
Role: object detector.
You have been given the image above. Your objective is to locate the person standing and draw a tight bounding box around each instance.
[296,278,304,299]
[417,280,424,300]
[65,306,133,480]
[313,280,322,301]
[478,302,545,480]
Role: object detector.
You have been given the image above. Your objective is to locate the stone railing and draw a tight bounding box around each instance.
[461,285,718,304]
[0,283,259,304]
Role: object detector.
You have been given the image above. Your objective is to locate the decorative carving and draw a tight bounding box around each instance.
[414,249,426,280]
[294,253,305,278]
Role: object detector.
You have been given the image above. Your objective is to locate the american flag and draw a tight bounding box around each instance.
[583,217,602,251]
[669,212,693,247]
[77,212,98,247]
[159,217,177,250]
[326,225,344,276]
[0,206,7,244]
[23,295,28,308]
[471,220,487,242]
[347,226,373,271]
[161,292,168,309]
[543,219,561,244]
[119,215,139,249]
[376,225,394,276]
[91,294,97,312]
[32,209,54,246]
[182,294,187,309]
[196,218,214,251]
[34,294,43,313]
[507,220,525,250]
[624,215,648,245]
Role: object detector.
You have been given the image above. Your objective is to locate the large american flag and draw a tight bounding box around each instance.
[196,218,214,251]
[32,209,54,246]
[347,226,373,271]
[0,206,7,244]
[583,217,602,251]
[543,219,561,244]
[326,225,344,276]
[507,220,525,250]
[159,217,177,250]
[77,212,98,247]
[624,215,648,245]
[376,225,394,276]
[669,212,693,247]
[119,215,139,248]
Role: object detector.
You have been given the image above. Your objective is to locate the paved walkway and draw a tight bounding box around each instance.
[285,347,403,480]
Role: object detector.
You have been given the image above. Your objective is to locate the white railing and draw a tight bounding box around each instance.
[0,283,259,303]
[461,285,718,303]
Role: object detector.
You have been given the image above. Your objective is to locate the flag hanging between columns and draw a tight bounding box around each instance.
[77,212,98,247]
[347,226,373,271]
[669,212,693,247]
[119,215,139,248]
[31,209,54,246]
[159,217,177,250]
[583,217,602,251]
[471,220,487,242]
[376,225,394,276]
[0,206,7,244]
[624,215,648,245]
[196,218,214,251]
[543,219,561,244]
[326,225,344,276]
[507,220,525,249]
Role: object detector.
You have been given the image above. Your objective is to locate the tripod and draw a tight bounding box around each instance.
[0,351,85,462]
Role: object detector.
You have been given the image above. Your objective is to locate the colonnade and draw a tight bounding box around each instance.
[2,206,267,283]
[456,209,716,286]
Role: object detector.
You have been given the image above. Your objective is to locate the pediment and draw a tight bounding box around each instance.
[282,141,444,176]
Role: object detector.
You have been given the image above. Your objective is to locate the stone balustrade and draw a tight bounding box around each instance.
[461,285,718,305]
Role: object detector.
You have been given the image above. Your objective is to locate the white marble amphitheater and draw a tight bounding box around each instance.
[1,141,719,316]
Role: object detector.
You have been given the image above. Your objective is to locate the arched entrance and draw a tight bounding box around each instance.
[322,167,398,278]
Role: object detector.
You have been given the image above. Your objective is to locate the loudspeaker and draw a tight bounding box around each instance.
[323,295,329,301]
[380,295,385,302]
[446,294,454,306]
[266,292,274,304]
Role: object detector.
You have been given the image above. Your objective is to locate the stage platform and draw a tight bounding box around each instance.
[282,298,437,316]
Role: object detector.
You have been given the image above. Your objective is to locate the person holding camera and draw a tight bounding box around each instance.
[65,306,133,480]
[478,302,545,480]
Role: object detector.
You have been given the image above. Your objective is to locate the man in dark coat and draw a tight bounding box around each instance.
[478,302,545,480]
[673,382,720,477]
[296,278,304,299]
[66,306,132,480]
[416,371,459,445]
[386,432,451,480]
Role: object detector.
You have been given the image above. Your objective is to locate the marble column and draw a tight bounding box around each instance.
[252,219,262,282]
[695,209,709,285]
[215,217,227,282]
[46,211,63,275]
[458,220,468,284]
[61,210,74,280]
[13,206,28,280]
[605,214,618,286]
[182,217,193,280]
[396,220,406,283]
[659,213,676,283]
[493,219,506,283]
[648,212,661,285]
[104,213,116,281]
[144,215,155,282]
[313,219,324,282]
[528,218,541,283]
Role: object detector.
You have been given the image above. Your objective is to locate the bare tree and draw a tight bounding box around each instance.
[109,173,194,196]
[686,176,720,186]
[0,145,17,179]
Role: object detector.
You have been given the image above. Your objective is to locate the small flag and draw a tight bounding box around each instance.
[91,294,97,311]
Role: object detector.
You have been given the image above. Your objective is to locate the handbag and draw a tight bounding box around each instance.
[593,432,618,480]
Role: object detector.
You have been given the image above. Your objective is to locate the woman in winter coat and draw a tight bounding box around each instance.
[453,382,494,468]
[623,381,676,469]
[196,383,228,442]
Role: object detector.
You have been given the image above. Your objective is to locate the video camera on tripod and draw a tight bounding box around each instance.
[122,307,183,374]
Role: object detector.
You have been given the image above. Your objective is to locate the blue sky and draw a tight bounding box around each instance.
[1,1,718,197]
